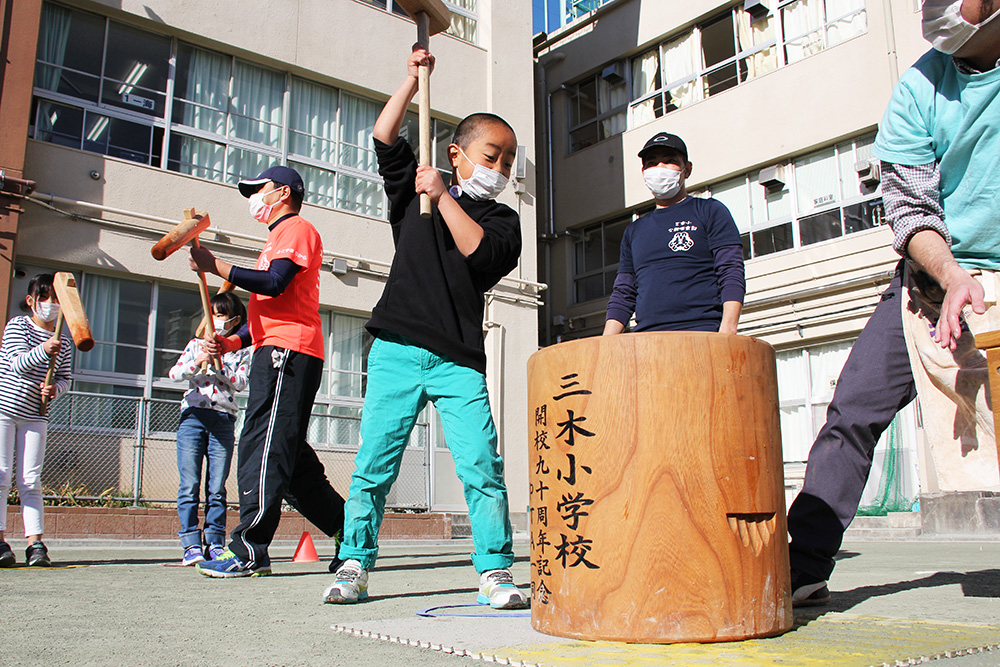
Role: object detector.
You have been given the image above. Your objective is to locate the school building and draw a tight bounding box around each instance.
[532,0,948,517]
[0,0,540,530]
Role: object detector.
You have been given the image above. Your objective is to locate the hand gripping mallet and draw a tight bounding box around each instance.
[151,208,221,371]
[395,0,451,218]
[40,272,95,415]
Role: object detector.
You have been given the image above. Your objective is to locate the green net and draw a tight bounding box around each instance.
[856,413,917,516]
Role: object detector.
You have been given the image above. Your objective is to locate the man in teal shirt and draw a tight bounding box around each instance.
[786,0,1000,606]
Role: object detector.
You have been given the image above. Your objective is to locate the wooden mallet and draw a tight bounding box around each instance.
[395,0,451,218]
[151,208,220,371]
[41,272,94,415]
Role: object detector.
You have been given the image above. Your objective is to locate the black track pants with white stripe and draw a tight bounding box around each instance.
[228,346,346,566]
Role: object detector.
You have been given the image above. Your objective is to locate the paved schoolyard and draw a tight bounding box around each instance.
[1,538,999,666]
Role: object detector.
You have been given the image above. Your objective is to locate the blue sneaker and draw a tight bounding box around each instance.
[181,545,205,566]
[196,549,271,578]
[207,544,226,561]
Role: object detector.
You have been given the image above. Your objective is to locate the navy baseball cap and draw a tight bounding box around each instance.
[638,132,688,160]
[238,165,305,198]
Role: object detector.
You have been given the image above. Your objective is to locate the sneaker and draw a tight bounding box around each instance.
[181,545,205,566]
[207,544,227,561]
[196,549,270,578]
[791,571,831,607]
[478,569,529,609]
[0,541,14,567]
[323,559,369,604]
[25,541,51,567]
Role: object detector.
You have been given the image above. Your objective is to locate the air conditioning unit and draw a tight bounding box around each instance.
[744,0,770,22]
[601,62,626,85]
[855,159,881,188]
[758,165,785,191]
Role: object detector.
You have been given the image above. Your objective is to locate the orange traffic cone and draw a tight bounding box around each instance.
[293,531,319,562]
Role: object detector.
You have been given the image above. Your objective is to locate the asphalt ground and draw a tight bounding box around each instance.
[0,537,998,666]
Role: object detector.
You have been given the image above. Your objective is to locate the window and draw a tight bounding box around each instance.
[705,134,883,260]
[567,64,628,152]
[626,0,862,129]
[360,0,479,44]
[31,2,457,221]
[572,214,630,303]
[781,0,867,64]
[777,341,853,462]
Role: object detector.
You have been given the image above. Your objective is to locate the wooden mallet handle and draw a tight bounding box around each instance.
[192,236,222,372]
[417,12,432,219]
[39,311,64,416]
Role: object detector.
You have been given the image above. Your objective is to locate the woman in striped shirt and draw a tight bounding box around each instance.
[0,273,73,568]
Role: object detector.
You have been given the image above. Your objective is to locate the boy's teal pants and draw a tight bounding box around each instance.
[338,332,514,573]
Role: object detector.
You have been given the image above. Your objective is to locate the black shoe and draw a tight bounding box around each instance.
[0,541,14,567]
[25,541,51,567]
[791,570,830,607]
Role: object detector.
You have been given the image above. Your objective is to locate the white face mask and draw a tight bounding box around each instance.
[213,318,230,335]
[248,188,282,223]
[643,166,683,200]
[33,300,60,323]
[923,0,1000,54]
[456,147,509,201]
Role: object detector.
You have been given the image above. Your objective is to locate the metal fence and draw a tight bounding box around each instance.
[41,391,430,510]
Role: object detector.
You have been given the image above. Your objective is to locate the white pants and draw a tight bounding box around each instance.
[0,413,47,536]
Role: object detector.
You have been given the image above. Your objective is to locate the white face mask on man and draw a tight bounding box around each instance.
[456,147,509,200]
[643,166,683,200]
[248,188,283,223]
[923,0,1000,54]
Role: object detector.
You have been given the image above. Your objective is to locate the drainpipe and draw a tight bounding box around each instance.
[882,0,900,87]
[537,51,565,347]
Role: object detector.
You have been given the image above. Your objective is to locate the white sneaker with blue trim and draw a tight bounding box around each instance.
[477,569,528,609]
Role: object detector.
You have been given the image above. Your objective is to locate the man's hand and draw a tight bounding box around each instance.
[415,165,447,204]
[935,264,985,351]
[42,334,61,356]
[408,46,435,80]
[189,246,218,275]
[38,381,57,398]
[907,230,985,351]
[603,319,625,336]
[203,332,238,357]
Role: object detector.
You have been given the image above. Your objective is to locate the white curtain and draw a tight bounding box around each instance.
[825,0,867,46]
[337,174,384,217]
[231,61,284,147]
[598,78,627,137]
[737,8,778,80]
[711,177,751,234]
[782,0,825,63]
[290,79,337,164]
[662,32,702,109]
[630,50,660,127]
[339,93,379,173]
[79,275,121,373]
[329,313,367,398]
[36,4,72,92]
[291,161,335,208]
[181,47,229,135]
[808,340,852,401]
[794,148,839,215]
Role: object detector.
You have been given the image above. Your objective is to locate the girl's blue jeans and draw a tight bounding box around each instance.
[176,407,236,548]
[338,332,514,573]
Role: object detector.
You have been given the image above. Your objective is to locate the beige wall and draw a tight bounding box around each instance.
[17,0,539,518]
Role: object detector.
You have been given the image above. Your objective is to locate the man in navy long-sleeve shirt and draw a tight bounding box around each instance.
[604,132,745,335]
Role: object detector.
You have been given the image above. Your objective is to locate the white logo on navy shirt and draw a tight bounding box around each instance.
[669,231,695,252]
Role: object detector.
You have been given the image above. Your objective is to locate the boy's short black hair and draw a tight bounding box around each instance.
[210,291,247,331]
[22,273,55,311]
[451,113,516,150]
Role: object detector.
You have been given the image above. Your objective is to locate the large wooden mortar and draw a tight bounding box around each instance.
[526,332,791,643]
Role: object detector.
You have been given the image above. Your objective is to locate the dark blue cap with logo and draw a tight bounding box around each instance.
[637,132,688,160]
[238,165,305,198]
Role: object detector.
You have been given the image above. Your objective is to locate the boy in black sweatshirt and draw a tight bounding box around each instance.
[323,46,526,609]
